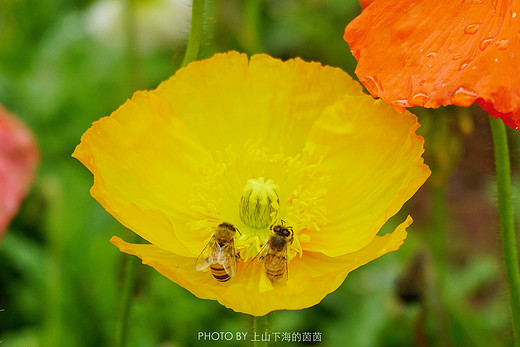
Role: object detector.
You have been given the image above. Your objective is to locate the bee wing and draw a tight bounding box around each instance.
[244,242,270,278]
[253,242,272,263]
[195,236,218,271]
[216,241,238,277]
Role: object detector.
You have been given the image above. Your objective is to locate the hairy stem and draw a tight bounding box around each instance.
[117,234,140,347]
[489,116,520,345]
[182,0,205,67]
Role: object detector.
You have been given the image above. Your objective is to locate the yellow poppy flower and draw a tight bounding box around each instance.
[73,51,430,316]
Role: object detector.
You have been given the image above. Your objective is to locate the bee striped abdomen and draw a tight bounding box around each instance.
[264,253,287,281]
[266,267,285,280]
[210,264,231,282]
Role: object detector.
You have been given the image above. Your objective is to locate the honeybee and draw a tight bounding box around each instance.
[255,222,294,284]
[196,222,239,282]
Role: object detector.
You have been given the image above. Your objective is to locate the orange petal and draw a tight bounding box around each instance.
[360,0,374,9]
[344,0,520,129]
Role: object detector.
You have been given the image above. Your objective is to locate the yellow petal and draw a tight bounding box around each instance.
[73,91,211,257]
[154,51,364,156]
[110,216,411,316]
[304,97,430,256]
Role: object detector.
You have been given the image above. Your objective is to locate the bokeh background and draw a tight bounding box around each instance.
[0,0,517,346]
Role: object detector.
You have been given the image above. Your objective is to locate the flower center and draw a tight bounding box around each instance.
[239,177,279,229]
[189,141,328,261]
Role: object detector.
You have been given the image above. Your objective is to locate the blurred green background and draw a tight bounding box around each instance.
[0,0,516,346]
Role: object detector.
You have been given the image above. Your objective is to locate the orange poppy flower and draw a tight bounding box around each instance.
[344,0,520,129]
[0,105,38,239]
[359,0,373,9]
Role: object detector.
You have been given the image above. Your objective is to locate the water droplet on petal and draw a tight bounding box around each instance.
[391,100,410,113]
[513,12,517,18]
[480,38,494,51]
[451,87,478,107]
[452,55,462,60]
[409,93,430,106]
[425,51,438,58]
[362,75,383,97]
[464,23,480,34]
[458,59,472,71]
[495,39,509,50]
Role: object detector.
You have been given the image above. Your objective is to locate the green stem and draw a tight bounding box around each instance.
[430,184,451,347]
[253,316,258,347]
[123,0,142,91]
[250,315,269,347]
[117,233,140,347]
[242,0,264,54]
[182,0,205,67]
[432,184,447,294]
[489,116,520,345]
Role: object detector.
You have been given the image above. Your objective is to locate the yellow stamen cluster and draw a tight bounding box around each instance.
[189,142,328,261]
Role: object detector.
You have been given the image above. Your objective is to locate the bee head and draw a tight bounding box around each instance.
[219,222,236,233]
[281,227,293,238]
[271,223,293,239]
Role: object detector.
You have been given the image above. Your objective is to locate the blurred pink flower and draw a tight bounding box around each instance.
[0,104,38,240]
